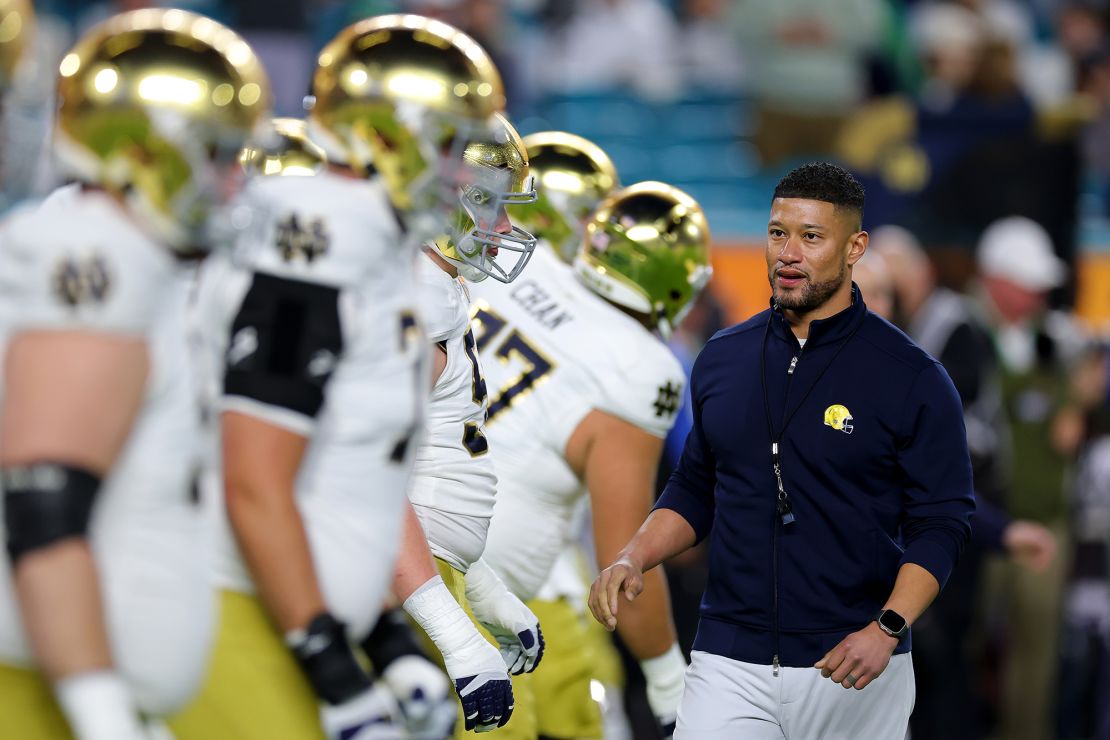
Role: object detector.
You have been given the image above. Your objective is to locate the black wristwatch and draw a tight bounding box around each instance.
[875,609,909,639]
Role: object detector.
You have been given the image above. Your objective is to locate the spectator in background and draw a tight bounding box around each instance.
[674,0,744,93]
[910,2,988,110]
[870,225,1057,740]
[537,0,680,100]
[729,0,887,166]
[976,216,1088,740]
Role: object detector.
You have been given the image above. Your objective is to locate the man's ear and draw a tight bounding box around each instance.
[846,230,869,267]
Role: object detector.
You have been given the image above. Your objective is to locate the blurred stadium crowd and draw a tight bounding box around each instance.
[8,0,1110,739]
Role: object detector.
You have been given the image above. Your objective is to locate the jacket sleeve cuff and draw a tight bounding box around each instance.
[971,498,1010,553]
[899,537,960,591]
[653,485,713,544]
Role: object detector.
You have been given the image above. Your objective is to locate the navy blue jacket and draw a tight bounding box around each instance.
[656,287,975,668]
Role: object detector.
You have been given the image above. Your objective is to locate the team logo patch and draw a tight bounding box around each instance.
[52,255,111,307]
[275,213,329,262]
[654,381,682,418]
[824,404,854,434]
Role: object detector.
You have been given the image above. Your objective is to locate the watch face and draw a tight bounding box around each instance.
[880,610,908,635]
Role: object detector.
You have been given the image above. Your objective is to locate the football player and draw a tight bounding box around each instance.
[239,115,459,739]
[392,110,547,738]
[470,172,712,739]
[0,10,270,740]
[169,15,511,740]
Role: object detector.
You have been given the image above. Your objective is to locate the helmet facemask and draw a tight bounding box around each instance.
[426,114,537,283]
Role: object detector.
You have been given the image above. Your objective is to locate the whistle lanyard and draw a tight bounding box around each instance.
[759,310,863,525]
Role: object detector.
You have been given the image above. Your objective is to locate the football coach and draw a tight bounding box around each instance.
[589,162,975,739]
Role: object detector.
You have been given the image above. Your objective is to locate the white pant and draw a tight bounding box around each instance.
[675,650,915,740]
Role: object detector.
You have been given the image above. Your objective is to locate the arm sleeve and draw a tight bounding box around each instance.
[895,362,976,590]
[221,271,344,434]
[653,354,718,543]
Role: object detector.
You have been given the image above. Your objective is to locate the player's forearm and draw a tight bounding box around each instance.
[618,508,698,573]
[614,565,678,659]
[13,540,112,681]
[226,478,325,633]
[391,500,440,602]
[881,562,940,626]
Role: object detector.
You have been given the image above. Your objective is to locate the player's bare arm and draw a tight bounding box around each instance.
[391,499,441,602]
[2,332,148,681]
[222,411,323,633]
[569,410,676,657]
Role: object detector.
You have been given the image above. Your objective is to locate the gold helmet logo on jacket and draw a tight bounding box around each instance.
[824,405,854,434]
[54,9,271,253]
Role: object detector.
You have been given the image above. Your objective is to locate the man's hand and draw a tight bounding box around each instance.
[1003,520,1056,573]
[589,556,644,631]
[464,560,545,674]
[813,622,898,690]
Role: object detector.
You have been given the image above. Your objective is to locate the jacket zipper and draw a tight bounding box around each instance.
[772,345,803,676]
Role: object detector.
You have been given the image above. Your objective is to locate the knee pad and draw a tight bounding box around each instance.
[2,463,100,563]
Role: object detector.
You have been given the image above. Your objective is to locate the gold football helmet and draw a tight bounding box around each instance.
[516,131,619,263]
[55,9,271,253]
[240,117,326,177]
[308,13,505,226]
[432,112,537,283]
[0,0,31,92]
[576,182,712,336]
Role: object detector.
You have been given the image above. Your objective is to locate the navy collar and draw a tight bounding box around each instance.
[769,283,868,349]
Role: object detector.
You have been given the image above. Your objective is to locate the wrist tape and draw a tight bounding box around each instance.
[402,575,493,676]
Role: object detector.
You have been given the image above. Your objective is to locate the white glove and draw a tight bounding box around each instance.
[55,671,155,740]
[641,644,687,738]
[319,683,403,740]
[381,655,457,739]
[464,559,545,675]
[404,575,514,732]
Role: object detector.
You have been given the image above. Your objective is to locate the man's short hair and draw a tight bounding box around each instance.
[772,162,865,227]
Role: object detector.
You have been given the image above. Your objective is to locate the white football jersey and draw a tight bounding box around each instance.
[468,246,685,599]
[197,172,423,641]
[0,185,213,715]
[408,255,498,570]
